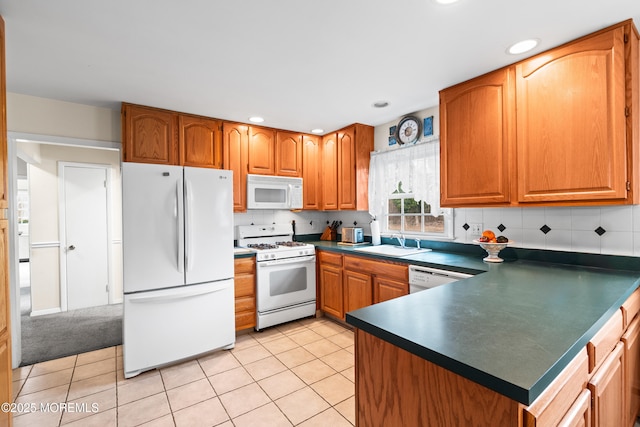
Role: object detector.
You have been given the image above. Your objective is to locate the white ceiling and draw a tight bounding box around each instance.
[1,0,640,134]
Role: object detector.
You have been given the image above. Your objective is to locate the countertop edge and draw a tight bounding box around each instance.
[346,313,533,403]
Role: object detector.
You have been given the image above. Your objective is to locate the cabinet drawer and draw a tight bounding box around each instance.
[522,348,589,427]
[622,287,640,329]
[587,309,623,373]
[318,250,343,267]
[235,274,255,298]
[344,255,408,281]
[234,257,255,275]
[235,296,255,313]
[235,310,256,330]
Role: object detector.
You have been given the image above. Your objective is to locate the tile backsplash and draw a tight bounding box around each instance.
[233,210,373,238]
[234,205,640,257]
[454,205,640,257]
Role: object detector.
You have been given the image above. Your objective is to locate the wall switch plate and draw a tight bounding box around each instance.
[469,223,483,236]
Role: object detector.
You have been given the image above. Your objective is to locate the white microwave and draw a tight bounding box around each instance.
[247,174,303,210]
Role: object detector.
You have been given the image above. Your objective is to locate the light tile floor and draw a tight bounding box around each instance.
[11,317,355,427]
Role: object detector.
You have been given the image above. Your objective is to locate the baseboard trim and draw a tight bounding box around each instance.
[30,307,62,317]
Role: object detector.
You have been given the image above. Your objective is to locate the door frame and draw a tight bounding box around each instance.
[7,131,120,367]
[58,161,113,312]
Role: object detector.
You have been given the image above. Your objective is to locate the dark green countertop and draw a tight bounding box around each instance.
[312,240,488,275]
[313,240,640,406]
[233,248,255,259]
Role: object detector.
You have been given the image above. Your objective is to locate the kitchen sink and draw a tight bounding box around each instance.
[354,244,431,257]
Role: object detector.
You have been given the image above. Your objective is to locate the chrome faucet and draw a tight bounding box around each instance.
[415,238,421,249]
[393,234,406,248]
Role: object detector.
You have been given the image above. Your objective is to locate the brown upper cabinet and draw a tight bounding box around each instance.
[302,134,322,209]
[179,115,223,168]
[122,103,223,168]
[123,103,374,212]
[122,104,179,165]
[324,124,373,211]
[440,68,515,206]
[440,19,639,207]
[276,131,303,177]
[223,122,249,212]
[248,126,276,175]
[321,132,339,210]
[247,128,303,177]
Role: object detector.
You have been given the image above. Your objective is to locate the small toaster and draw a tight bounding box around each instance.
[342,227,364,244]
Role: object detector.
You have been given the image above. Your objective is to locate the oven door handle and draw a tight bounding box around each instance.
[258,255,316,267]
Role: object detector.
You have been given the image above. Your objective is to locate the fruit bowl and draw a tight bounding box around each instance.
[473,240,512,263]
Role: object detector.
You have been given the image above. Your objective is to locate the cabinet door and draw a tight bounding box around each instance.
[516,26,627,203]
[337,127,356,209]
[321,133,338,210]
[302,134,321,209]
[374,276,408,304]
[439,67,514,207]
[622,315,640,426]
[122,104,178,164]
[344,269,373,314]
[319,263,343,319]
[588,342,625,427]
[557,389,591,427]
[248,127,275,175]
[179,115,222,168]
[223,122,249,212]
[276,131,302,177]
[234,257,256,331]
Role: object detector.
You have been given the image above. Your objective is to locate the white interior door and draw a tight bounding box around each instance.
[62,164,109,310]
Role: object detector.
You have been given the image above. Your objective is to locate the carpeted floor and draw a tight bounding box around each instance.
[20,302,123,366]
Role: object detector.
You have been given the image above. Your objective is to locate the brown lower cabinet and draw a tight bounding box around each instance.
[588,342,625,427]
[622,316,640,427]
[353,275,640,426]
[234,257,256,331]
[318,250,408,320]
[318,251,344,319]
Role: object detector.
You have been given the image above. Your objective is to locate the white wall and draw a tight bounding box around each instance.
[7,93,121,142]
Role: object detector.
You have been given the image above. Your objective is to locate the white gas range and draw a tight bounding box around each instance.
[237,224,316,331]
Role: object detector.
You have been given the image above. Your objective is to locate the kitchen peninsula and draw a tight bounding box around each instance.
[345,259,640,426]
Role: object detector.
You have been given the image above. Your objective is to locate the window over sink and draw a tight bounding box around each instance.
[369,141,453,240]
[386,181,453,238]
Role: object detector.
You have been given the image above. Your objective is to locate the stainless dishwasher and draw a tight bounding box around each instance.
[408,265,473,293]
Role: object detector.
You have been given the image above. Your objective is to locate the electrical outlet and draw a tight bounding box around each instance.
[469,223,483,236]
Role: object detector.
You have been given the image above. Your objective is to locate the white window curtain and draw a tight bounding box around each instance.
[368,141,441,219]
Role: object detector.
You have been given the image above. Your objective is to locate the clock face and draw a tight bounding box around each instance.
[396,116,422,144]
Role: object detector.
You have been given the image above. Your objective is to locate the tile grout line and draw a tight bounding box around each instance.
[14,318,356,426]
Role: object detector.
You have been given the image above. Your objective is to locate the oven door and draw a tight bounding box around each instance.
[256,255,316,312]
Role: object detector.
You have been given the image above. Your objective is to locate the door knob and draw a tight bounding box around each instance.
[68,245,76,251]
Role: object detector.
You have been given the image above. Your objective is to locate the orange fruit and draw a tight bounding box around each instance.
[482,230,496,240]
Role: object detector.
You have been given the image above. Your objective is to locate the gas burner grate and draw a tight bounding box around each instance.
[247,243,279,250]
[276,241,307,247]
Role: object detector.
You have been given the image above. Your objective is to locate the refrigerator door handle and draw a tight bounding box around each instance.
[127,285,228,304]
[176,178,185,273]
[185,178,193,272]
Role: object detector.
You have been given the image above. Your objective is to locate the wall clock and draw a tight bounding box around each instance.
[395,116,422,145]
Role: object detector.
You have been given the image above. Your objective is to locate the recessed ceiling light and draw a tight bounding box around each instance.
[372,101,389,108]
[311,129,324,134]
[248,116,264,123]
[507,39,539,55]
[433,0,460,4]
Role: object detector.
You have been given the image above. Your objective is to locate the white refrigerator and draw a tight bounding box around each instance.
[122,162,235,378]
